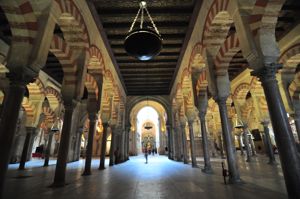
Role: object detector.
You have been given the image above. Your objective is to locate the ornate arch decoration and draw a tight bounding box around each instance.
[22,97,35,124]
[289,74,300,102]
[42,106,55,124]
[214,33,240,76]
[233,83,251,101]
[88,45,105,74]
[196,69,208,95]
[189,42,205,70]
[51,0,90,50]
[0,1,38,45]
[26,78,45,100]
[44,86,62,110]
[50,35,79,86]
[279,43,300,74]
[85,73,99,101]
[202,0,233,57]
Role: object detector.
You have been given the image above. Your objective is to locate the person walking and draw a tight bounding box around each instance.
[144,149,148,164]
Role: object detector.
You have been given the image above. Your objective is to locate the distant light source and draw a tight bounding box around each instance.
[124,1,162,61]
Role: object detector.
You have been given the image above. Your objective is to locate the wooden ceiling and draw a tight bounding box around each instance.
[0,1,299,96]
[90,0,198,96]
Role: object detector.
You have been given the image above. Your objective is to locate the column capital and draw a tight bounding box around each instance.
[251,63,282,82]
[6,68,37,86]
[88,112,98,121]
[260,120,270,127]
[63,99,78,110]
[213,96,228,105]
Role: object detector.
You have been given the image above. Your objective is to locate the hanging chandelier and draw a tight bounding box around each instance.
[124,1,162,61]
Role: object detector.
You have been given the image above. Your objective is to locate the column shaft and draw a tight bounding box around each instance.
[99,123,108,170]
[254,66,300,198]
[294,114,300,143]
[181,125,188,164]
[109,130,115,166]
[0,82,26,193]
[83,115,97,175]
[262,122,276,164]
[200,116,213,173]
[52,102,75,186]
[19,128,34,170]
[217,98,241,183]
[44,132,54,167]
[188,122,197,167]
[242,129,251,162]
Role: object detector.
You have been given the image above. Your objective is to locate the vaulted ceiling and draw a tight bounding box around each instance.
[89,0,199,96]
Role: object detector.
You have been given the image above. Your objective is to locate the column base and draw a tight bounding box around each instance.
[50,181,67,188]
[228,177,243,185]
[268,160,277,165]
[82,171,91,176]
[192,164,199,168]
[98,166,106,170]
[201,167,213,174]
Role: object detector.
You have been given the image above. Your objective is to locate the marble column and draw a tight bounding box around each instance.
[218,135,226,159]
[0,79,28,193]
[52,101,76,187]
[216,97,241,184]
[253,65,300,198]
[180,124,188,164]
[293,111,300,143]
[173,128,181,161]
[199,112,213,173]
[187,121,197,167]
[44,130,55,167]
[19,127,35,170]
[109,128,116,166]
[242,126,251,162]
[99,123,108,170]
[83,113,97,175]
[261,121,276,164]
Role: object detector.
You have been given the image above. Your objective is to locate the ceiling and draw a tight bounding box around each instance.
[0,1,299,96]
[89,0,199,96]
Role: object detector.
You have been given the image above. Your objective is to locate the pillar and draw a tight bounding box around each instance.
[83,113,97,175]
[167,125,172,159]
[199,112,213,173]
[180,124,188,164]
[253,65,300,198]
[19,127,35,170]
[261,121,276,164]
[44,131,55,167]
[218,134,226,159]
[237,134,244,155]
[0,79,28,193]
[216,97,241,184]
[99,123,108,170]
[187,121,197,167]
[293,111,300,143]
[173,128,181,161]
[109,128,116,166]
[52,101,76,187]
[249,134,257,156]
[242,126,251,162]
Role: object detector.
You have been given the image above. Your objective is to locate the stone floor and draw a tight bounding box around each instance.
[3,153,287,199]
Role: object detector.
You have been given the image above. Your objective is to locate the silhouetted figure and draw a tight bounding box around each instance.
[144,150,148,164]
[152,148,155,156]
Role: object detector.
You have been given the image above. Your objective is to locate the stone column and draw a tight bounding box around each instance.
[44,130,55,167]
[109,127,116,166]
[261,121,276,164]
[199,112,213,174]
[0,78,29,193]
[187,120,197,167]
[180,124,188,164]
[216,97,241,184]
[253,65,300,198]
[173,128,181,161]
[99,123,108,170]
[167,125,172,159]
[52,101,76,187]
[293,111,300,143]
[249,134,257,156]
[83,113,98,175]
[242,126,251,162]
[19,127,35,170]
[237,134,244,155]
[218,135,226,159]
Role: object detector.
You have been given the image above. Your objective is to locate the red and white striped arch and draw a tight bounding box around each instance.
[45,86,62,110]
[233,83,251,101]
[0,0,38,44]
[88,45,105,74]
[52,0,89,50]
[85,73,99,101]
[196,70,208,94]
[50,35,78,86]
[189,43,205,70]
[214,33,240,76]
[202,0,232,56]
[279,43,300,74]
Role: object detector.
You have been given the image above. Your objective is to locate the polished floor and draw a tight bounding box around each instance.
[3,154,287,199]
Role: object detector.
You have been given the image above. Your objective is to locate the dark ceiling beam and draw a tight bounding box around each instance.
[116,55,179,62]
[110,38,183,45]
[99,14,191,23]
[114,52,179,57]
[118,62,177,67]
[96,7,194,15]
[120,68,174,73]
[122,73,173,77]
[102,21,189,28]
[106,27,186,35]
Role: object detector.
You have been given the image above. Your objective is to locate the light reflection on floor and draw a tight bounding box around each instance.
[4,154,287,199]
